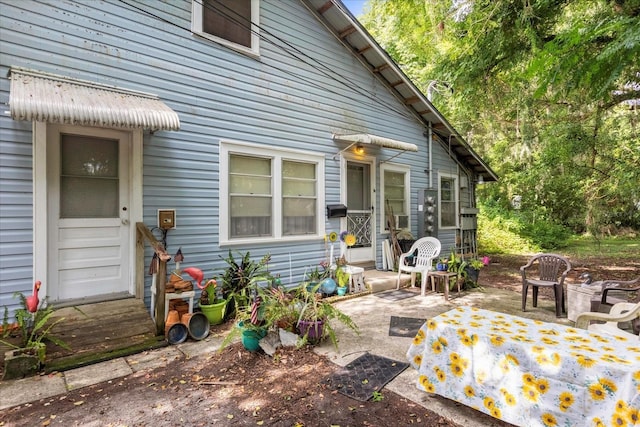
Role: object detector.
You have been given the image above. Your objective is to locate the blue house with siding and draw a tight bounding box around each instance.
[0,0,497,318]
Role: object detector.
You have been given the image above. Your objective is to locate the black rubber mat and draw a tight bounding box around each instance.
[326,353,409,401]
[388,316,426,338]
[374,289,416,301]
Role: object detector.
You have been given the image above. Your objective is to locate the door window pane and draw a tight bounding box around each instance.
[347,162,370,210]
[60,134,118,218]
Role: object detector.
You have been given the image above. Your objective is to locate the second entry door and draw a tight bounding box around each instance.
[345,161,374,263]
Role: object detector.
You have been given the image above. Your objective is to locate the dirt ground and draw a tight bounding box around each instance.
[1,254,638,427]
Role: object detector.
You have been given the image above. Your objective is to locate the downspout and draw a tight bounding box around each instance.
[428,123,433,188]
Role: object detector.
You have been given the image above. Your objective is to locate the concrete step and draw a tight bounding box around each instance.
[363,269,412,293]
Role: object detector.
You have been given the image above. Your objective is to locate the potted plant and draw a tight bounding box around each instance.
[220,285,273,352]
[293,285,359,348]
[446,251,468,290]
[1,294,71,379]
[217,250,272,320]
[198,278,228,325]
[464,259,484,288]
[304,262,330,293]
[335,265,350,296]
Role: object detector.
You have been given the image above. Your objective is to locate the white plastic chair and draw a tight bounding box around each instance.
[575,301,640,340]
[396,237,441,296]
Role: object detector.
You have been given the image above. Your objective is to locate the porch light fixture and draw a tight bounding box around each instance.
[355,144,364,155]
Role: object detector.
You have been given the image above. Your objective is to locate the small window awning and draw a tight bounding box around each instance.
[8,67,180,131]
[332,133,418,152]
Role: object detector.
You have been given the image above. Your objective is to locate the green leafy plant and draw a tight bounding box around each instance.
[469,259,484,270]
[218,250,272,312]
[306,262,330,283]
[219,283,285,351]
[0,293,71,363]
[293,285,359,349]
[372,391,384,402]
[335,267,350,288]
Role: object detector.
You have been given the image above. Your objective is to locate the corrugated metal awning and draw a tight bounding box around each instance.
[332,133,418,152]
[8,67,180,131]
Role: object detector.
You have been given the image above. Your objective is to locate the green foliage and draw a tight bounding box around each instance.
[335,267,350,288]
[306,263,330,282]
[477,201,572,253]
[371,391,384,402]
[0,293,71,362]
[220,282,360,351]
[361,0,640,235]
[218,250,272,309]
[293,285,360,349]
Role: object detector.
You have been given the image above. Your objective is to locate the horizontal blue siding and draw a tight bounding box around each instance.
[0,0,466,315]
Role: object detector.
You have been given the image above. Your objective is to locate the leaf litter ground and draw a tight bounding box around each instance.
[1,253,637,426]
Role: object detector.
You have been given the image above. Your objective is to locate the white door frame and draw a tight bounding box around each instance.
[33,122,143,303]
[339,153,376,263]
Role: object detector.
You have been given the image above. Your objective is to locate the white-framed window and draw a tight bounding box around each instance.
[192,0,260,56]
[220,141,325,245]
[380,163,410,232]
[439,173,458,229]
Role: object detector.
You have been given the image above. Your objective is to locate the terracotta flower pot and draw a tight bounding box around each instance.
[164,309,180,335]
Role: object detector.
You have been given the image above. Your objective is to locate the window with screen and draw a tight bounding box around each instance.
[192,0,259,55]
[221,142,324,243]
[439,174,458,228]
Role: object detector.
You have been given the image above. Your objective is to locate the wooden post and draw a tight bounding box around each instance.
[135,223,171,336]
[155,259,167,335]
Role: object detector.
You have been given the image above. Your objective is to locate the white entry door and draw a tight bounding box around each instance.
[47,126,131,302]
[344,160,375,263]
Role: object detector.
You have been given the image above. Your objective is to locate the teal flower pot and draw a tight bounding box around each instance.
[238,321,267,352]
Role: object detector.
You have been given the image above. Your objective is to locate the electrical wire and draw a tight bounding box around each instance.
[192,0,416,120]
[114,0,419,128]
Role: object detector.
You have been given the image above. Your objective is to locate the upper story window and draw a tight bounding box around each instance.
[439,173,458,228]
[381,163,410,231]
[192,0,260,56]
[221,141,325,245]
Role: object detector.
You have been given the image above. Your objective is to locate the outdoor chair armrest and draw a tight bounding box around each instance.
[575,302,640,330]
[600,277,640,304]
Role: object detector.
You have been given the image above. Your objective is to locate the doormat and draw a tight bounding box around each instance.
[326,353,409,401]
[375,289,416,301]
[388,316,425,338]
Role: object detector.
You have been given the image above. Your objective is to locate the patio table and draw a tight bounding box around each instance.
[406,306,640,427]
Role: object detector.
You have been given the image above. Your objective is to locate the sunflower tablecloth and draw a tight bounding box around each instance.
[406,306,640,427]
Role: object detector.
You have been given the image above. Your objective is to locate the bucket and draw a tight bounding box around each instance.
[166,322,188,345]
[182,312,210,340]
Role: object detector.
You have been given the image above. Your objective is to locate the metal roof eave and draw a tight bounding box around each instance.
[302,0,498,182]
[8,67,180,132]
